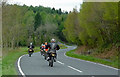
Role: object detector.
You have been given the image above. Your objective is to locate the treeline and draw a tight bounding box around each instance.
[63,2,119,52]
[2,2,67,48]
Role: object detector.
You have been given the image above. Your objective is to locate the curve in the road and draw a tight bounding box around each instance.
[17,45,118,76]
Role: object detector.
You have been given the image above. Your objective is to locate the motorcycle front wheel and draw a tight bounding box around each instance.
[29,52,33,57]
[49,57,54,67]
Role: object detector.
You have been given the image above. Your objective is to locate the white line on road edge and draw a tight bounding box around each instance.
[17,55,26,77]
[64,52,119,71]
[68,66,82,73]
[57,61,64,65]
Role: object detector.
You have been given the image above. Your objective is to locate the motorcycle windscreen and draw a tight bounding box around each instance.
[49,50,56,53]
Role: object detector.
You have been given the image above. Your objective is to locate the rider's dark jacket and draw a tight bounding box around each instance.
[28,45,34,49]
[46,42,60,53]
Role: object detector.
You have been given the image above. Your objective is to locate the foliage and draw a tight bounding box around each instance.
[2,3,68,48]
[63,2,119,50]
[34,12,42,31]
[59,44,67,49]
[63,9,81,45]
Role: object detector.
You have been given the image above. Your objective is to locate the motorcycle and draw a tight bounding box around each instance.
[40,49,44,56]
[40,49,47,60]
[48,51,56,67]
[28,48,34,57]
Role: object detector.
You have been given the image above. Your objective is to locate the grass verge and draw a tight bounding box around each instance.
[58,40,74,46]
[0,60,2,76]
[66,49,118,69]
[2,47,40,75]
[59,44,67,49]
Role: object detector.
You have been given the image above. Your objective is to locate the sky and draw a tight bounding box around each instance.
[7,0,83,12]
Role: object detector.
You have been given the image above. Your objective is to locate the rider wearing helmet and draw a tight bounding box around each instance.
[44,42,49,52]
[28,43,34,49]
[28,42,35,57]
[46,38,60,61]
[40,43,45,55]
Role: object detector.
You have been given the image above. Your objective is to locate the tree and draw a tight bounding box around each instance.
[63,2,119,50]
[34,12,42,31]
[58,8,62,15]
[63,9,81,45]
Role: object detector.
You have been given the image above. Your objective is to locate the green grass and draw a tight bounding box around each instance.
[66,49,119,69]
[34,46,41,52]
[59,44,67,49]
[2,47,27,75]
[0,60,2,76]
[2,46,40,75]
[0,55,2,76]
[58,40,74,46]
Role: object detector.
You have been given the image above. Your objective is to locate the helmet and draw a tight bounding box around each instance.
[30,43,32,45]
[51,38,56,42]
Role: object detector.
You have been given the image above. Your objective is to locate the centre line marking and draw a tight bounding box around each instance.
[68,66,82,73]
[57,61,64,65]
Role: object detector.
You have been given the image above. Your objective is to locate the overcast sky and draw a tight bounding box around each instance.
[7,0,83,12]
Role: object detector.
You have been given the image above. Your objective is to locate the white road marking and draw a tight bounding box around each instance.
[68,66,82,73]
[64,51,119,71]
[17,55,26,77]
[57,61,64,65]
[57,60,83,73]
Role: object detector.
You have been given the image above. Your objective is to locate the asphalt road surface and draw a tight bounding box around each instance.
[16,44,118,76]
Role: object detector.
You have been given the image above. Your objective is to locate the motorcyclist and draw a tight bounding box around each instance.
[40,43,45,56]
[43,42,49,60]
[28,43,34,57]
[28,43,34,49]
[44,42,49,52]
[46,39,60,62]
[40,43,44,55]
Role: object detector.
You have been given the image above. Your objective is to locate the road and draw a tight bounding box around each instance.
[16,44,119,77]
